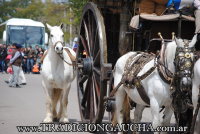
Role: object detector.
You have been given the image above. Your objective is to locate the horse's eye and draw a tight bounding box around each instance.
[51,34,53,37]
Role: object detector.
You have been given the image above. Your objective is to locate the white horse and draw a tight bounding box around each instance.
[41,24,76,123]
[192,54,200,134]
[114,35,197,134]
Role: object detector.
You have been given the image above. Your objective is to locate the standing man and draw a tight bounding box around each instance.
[8,43,23,88]
[0,44,7,73]
[194,0,200,41]
[26,46,35,74]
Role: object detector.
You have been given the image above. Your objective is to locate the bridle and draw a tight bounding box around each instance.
[51,38,74,66]
[53,41,65,48]
[171,39,195,115]
[174,39,195,92]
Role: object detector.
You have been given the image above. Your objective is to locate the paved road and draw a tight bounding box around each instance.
[0,73,89,134]
[0,73,177,134]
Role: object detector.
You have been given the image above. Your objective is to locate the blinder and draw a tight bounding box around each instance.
[174,41,195,84]
[172,39,195,113]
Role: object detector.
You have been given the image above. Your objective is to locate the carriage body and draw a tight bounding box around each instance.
[76,0,196,123]
[90,0,195,63]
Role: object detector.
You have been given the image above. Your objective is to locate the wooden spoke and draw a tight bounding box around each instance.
[81,78,91,108]
[80,35,90,56]
[77,2,108,123]
[93,67,101,76]
[94,50,100,66]
[79,75,88,85]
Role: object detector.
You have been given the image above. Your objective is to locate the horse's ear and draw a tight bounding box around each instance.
[174,37,183,47]
[174,37,179,46]
[46,23,52,30]
[60,23,64,29]
[189,34,197,47]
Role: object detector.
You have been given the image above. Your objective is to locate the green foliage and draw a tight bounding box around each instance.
[69,0,88,27]
[42,1,72,42]
[14,0,45,20]
[0,0,89,42]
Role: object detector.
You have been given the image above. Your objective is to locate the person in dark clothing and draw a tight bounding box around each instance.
[26,46,35,73]
[0,44,7,73]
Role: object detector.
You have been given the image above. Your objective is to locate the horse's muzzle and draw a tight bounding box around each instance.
[55,46,63,54]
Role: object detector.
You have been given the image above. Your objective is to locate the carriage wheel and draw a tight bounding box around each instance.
[77,2,111,123]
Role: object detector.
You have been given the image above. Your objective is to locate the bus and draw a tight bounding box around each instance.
[2,18,48,48]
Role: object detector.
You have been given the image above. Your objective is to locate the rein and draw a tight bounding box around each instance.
[58,53,74,66]
[44,40,76,67]
[57,47,76,67]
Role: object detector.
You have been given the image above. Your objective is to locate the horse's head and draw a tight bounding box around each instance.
[165,35,197,91]
[174,35,197,92]
[46,23,64,54]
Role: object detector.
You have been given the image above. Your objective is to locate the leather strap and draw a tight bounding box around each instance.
[40,50,48,63]
[40,48,76,67]
[157,64,172,84]
[134,78,150,105]
[64,48,76,62]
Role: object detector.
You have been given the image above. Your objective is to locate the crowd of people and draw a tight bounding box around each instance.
[0,43,46,88]
[0,44,45,74]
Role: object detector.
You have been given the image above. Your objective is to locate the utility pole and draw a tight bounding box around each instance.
[69,7,72,47]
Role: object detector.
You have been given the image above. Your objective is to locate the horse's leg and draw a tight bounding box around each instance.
[150,97,160,134]
[192,80,199,112]
[57,92,63,120]
[194,113,200,134]
[59,86,70,123]
[52,88,61,121]
[134,104,145,134]
[192,78,200,134]
[134,104,145,123]
[42,81,54,123]
[161,106,173,134]
[115,86,126,134]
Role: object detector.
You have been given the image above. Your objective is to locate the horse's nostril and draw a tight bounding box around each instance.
[61,47,63,50]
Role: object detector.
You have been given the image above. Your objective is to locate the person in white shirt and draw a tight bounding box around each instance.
[8,43,23,88]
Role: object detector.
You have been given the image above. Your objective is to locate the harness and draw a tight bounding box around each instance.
[122,52,156,105]
[43,41,76,68]
[58,47,76,68]
[109,52,157,105]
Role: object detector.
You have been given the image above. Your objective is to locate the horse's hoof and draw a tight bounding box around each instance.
[43,117,53,123]
[53,117,59,122]
[60,118,69,123]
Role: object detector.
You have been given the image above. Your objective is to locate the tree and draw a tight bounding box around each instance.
[14,0,45,21]
[69,0,88,32]
[0,0,32,38]
[0,0,87,43]
[42,0,72,42]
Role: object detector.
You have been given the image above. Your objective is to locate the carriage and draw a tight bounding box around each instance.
[76,0,197,126]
